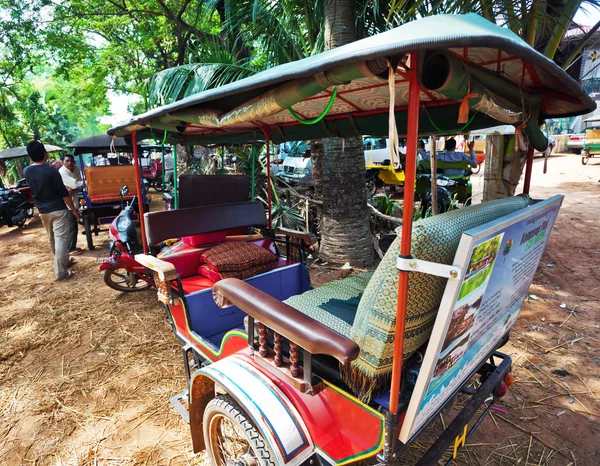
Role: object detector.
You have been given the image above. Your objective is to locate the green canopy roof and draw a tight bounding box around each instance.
[108,14,595,147]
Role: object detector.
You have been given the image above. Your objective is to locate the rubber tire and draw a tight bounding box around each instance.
[203,395,275,466]
[471,163,481,174]
[26,206,35,217]
[582,155,589,165]
[103,268,150,292]
[83,215,94,250]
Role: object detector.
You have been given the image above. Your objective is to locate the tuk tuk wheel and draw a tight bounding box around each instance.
[83,215,94,250]
[103,268,151,292]
[204,395,275,466]
[582,155,590,165]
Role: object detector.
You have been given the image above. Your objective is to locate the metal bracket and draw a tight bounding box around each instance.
[397,257,462,280]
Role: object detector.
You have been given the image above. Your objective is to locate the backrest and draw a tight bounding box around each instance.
[144,201,266,246]
[178,175,250,209]
[344,195,532,402]
[419,159,471,173]
[84,166,137,198]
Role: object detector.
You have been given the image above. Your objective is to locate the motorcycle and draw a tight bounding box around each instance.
[99,186,154,291]
[420,175,458,216]
[142,158,164,192]
[0,186,29,228]
[14,179,35,217]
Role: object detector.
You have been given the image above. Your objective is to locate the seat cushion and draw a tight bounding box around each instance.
[346,195,532,402]
[198,262,278,281]
[283,272,374,338]
[201,241,278,272]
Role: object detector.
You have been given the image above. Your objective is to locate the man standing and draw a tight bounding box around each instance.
[24,141,80,280]
[59,154,84,256]
[164,149,174,184]
[438,138,478,176]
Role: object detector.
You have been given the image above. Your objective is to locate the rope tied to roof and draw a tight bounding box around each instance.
[388,60,400,169]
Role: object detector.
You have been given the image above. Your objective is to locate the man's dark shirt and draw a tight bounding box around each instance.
[23,164,69,214]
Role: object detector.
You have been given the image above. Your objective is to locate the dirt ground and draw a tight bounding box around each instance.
[1,153,599,465]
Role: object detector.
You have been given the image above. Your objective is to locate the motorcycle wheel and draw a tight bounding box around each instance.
[582,155,590,165]
[26,206,35,217]
[471,163,482,174]
[83,215,94,250]
[153,181,163,192]
[103,268,151,292]
[365,177,377,197]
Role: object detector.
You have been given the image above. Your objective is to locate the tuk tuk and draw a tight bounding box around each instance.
[108,13,593,465]
[580,116,600,164]
[66,134,150,250]
[0,144,64,223]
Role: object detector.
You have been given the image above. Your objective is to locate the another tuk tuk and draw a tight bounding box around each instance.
[66,134,150,250]
[108,14,593,465]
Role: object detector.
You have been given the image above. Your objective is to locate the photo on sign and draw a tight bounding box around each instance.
[433,333,470,377]
[457,233,504,301]
[441,291,483,353]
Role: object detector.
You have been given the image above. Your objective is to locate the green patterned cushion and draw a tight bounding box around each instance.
[284,272,374,337]
[345,195,532,402]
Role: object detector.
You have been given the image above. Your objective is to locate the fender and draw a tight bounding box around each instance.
[189,355,314,466]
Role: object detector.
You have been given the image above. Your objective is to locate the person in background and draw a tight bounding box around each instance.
[24,141,80,280]
[95,153,110,166]
[417,140,430,163]
[58,154,84,256]
[164,149,174,184]
[438,137,477,176]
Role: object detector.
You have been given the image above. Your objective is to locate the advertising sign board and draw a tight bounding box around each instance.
[399,195,563,442]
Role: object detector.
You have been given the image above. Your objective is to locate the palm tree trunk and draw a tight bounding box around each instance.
[318,0,376,266]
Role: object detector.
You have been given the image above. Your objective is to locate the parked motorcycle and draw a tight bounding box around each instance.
[0,186,29,228]
[99,186,153,291]
[14,179,35,217]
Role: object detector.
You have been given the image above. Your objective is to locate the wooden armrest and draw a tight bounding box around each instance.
[213,278,359,365]
[135,254,177,281]
[277,227,317,245]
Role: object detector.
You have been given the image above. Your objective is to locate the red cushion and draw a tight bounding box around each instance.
[182,231,227,247]
[198,262,277,282]
[177,275,214,294]
[201,241,277,273]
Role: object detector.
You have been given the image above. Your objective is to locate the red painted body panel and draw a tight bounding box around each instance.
[169,299,248,362]
[234,353,385,464]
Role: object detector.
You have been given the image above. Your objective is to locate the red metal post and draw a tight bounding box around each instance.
[523,144,535,194]
[389,52,420,416]
[132,131,148,254]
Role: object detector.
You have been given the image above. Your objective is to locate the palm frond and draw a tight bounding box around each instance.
[147,61,255,107]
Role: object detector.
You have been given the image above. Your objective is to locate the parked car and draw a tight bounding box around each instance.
[276,141,312,185]
[567,133,586,153]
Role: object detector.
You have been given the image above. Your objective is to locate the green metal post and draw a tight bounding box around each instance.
[161,146,166,190]
[221,147,225,175]
[173,145,179,209]
[251,145,255,201]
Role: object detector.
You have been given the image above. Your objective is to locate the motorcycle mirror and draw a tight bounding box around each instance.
[120,185,129,196]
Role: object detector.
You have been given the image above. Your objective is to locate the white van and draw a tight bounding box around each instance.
[364,137,433,166]
[276,142,312,185]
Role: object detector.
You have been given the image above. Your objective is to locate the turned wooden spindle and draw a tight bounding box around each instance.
[257,322,268,358]
[273,332,283,367]
[289,342,300,377]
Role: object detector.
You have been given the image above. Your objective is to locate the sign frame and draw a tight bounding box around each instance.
[399,195,564,442]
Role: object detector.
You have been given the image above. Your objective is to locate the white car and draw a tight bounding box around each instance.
[567,133,585,153]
